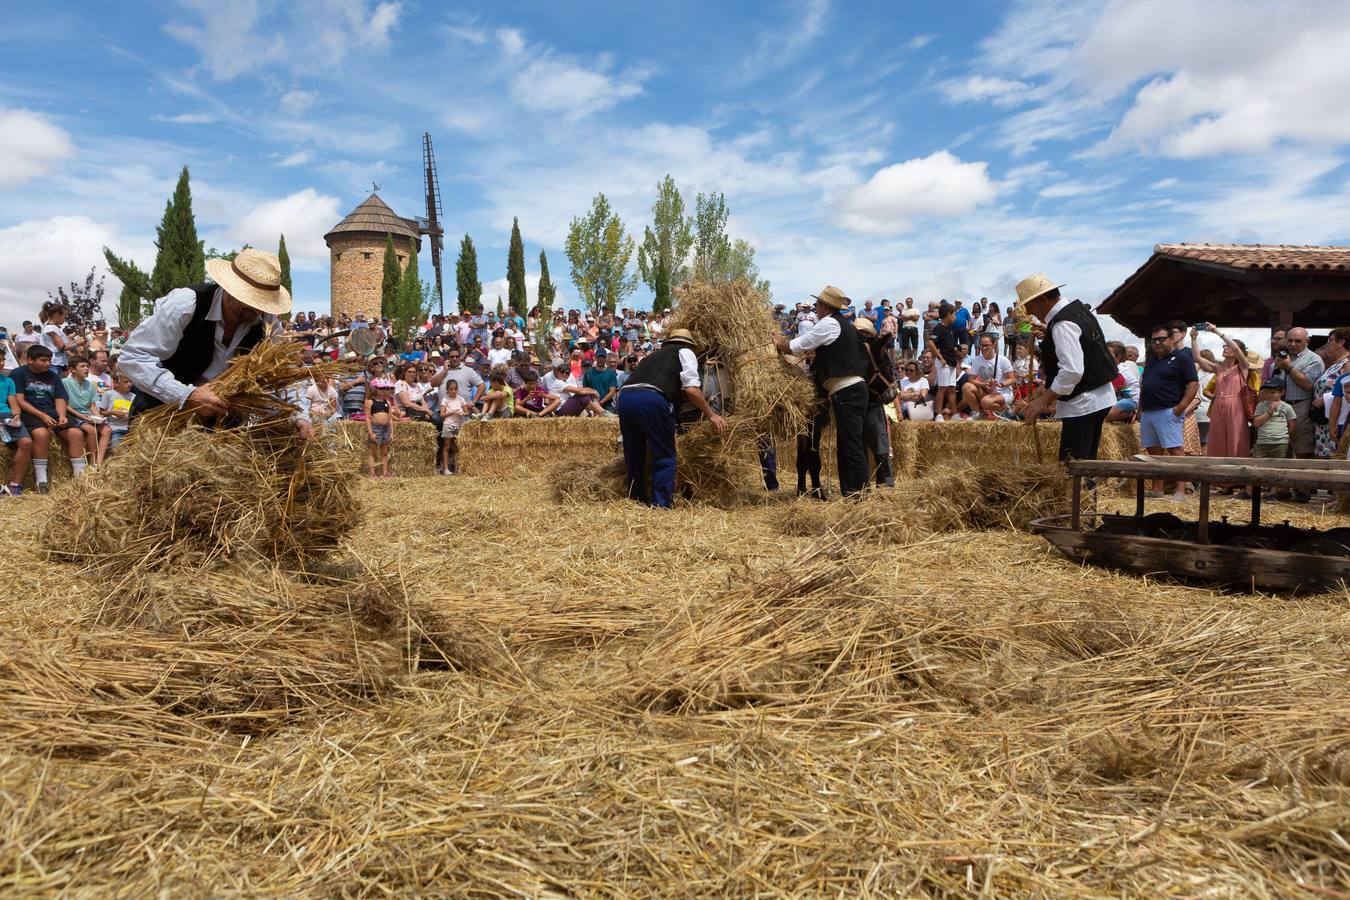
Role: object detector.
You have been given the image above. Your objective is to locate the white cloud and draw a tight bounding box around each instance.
[152,112,217,124]
[834,151,999,234]
[225,188,342,269]
[0,108,76,188]
[165,0,285,81]
[279,89,318,115]
[939,74,1028,106]
[0,216,152,326]
[1038,179,1115,199]
[276,150,313,168]
[905,34,935,51]
[497,30,645,119]
[738,0,831,81]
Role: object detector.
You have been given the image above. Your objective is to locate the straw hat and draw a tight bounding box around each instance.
[1244,348,1263,367]
[853,316,876,335]
[664,328,697,346]
[204,248,292,315]
[812,285,849,310]
[1014,273,1064,309]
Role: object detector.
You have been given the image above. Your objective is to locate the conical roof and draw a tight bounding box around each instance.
[324,193,421,244]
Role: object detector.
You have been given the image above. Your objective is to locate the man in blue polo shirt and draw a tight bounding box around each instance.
[1139,321,1198,500]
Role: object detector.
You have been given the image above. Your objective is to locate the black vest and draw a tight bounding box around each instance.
[131,284,265,414]
[810,312,865,388]
[1039,300,1115,399]
[627,343,692,405]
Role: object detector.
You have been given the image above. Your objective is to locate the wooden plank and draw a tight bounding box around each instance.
[1252,487,1261,526]
[1198,482,1210,543]
[1131,454,1350,472]
[1069,458,1350,490]
[1071,475,1081,530]
[1033,522,1350,592]
[1135,478,1145,518]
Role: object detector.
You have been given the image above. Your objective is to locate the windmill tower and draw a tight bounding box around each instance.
[324,193,421,319]
[418,132,446,315]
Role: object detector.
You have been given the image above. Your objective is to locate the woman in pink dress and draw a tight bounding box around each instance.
[1192,325,1252,488]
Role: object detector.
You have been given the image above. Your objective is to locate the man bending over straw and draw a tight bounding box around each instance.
[616,328,725,508]
[119,249,308,437]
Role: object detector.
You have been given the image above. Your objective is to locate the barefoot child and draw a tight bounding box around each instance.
[364,379,396,477]
[438,379,469,474]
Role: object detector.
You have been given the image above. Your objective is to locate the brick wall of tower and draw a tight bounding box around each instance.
[328,234,418,319]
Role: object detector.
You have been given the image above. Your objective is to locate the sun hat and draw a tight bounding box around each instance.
[1244,348,1263,367]
[1014,273,1064,309]
[812,285,849,310]
[664,328,697,346]
[204,248,292,315]
[853,316,876,335]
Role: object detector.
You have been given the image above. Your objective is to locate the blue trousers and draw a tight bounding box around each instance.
[618,390,677,508]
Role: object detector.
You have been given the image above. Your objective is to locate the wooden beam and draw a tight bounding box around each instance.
[1069,458,1350,490]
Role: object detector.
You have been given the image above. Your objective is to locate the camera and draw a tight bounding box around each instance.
[1193,322,1208,331]
[1276,349,1290,359]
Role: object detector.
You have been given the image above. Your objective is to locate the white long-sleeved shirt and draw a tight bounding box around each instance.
[118,287,270,409]
[788,316,864,395]
[1042,298,1115,419]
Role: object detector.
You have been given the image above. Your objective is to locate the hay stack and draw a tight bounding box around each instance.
[44,341,359,571]
[670,280,817,444]
[778,461,1078,541]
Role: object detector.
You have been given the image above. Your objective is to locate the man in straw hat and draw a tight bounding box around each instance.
[616,328,726,508]
[772,285,869,496]
[1015,274,1117,461]
[119,247,292,422]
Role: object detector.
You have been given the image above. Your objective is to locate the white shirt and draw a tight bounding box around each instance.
[900,375,929,399]
[788,316,865,395]
[543,371,574,399]
[436,364,483,405]
[971,353,1014,396]
[488,347,512,368]
[900,307,921,326]
[1116,361,1139,400]
[1043,298,1115,419]
[41,323,67,366]
[119,287,270,409]
[622,347,701,395]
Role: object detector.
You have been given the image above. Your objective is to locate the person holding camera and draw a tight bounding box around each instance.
[1272,327,1324,465]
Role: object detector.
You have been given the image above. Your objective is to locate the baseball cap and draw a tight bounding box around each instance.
[596,348,608,357]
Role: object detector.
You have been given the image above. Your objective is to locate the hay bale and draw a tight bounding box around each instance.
[458,417,618,476]
[334,420,439,478]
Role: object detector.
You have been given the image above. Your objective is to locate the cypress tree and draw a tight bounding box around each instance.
[455,234,479,314]
[380,234,401,318]
[277,233,292,295]
[391,244,422,343]
[507,216,526,314]
[496,295,504,318]
[150,165,206,300]
[535,249,557,361]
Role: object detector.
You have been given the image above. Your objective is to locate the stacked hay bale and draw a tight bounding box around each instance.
[555,281,816,507]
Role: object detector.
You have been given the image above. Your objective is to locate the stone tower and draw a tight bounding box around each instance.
[324,193,422,319]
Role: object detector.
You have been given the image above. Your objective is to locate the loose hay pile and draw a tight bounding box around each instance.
[1,473,1348,894]
[778,459,1080,541]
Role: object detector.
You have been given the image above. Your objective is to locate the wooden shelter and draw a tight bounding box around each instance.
[1097,243,1350,336]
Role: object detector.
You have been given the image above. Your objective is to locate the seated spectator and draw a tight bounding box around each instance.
[544,359,609,417]
[61,355,105,465]
[478,368,515,419]
[897,361,933,421]
[961,335,1014,419]
[1105,341,1139,423]
[0,345,33,495]
[514,369,560,418]
[12,344,85,492]
[584,348,619,411]
[97,368,136,456]
[438,379,469,474]
[305,370,341,429]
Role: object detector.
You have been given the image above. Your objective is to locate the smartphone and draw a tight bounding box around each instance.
[1193,322,1208,331]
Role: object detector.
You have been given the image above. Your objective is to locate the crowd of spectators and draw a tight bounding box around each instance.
[1,294,1346,497]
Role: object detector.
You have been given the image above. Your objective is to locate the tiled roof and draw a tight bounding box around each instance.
[324,193,421,243]
[1155,243,1350,272]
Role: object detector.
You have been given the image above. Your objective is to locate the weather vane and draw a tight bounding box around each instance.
[371,181,380,192]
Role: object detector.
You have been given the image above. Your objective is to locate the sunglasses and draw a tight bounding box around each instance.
[1151,337,1170,343]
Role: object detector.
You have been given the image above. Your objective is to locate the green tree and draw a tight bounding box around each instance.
[455,234,479,314]
[390,246,429,344]
[150,165,205,300]
[48,268,106,330]
[507,216,526,314]
[565,192,637,316]
[496,295,504,318]
[691,191,731,284]
[725,239,772,299]
[203,244,250,262]
[638,175,693,313]
[277,234,292,295]
[380,234,402,318]
[535,249,557,360]
[103,249,151,327]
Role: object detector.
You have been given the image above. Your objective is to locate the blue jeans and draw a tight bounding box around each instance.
[618,389,677,508]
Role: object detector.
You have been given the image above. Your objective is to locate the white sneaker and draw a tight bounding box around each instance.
[1169,492,1187,503]
[934,415,945,422]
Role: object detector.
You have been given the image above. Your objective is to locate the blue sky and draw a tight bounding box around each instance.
[2,0,1349,345]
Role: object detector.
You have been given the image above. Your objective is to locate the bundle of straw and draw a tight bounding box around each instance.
[670,281,817,444]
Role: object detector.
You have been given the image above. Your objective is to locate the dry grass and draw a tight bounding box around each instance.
[2,441,1348,893]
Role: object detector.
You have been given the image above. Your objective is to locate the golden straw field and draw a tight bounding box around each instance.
[3,465,1349,896]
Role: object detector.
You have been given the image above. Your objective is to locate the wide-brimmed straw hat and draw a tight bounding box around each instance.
[1014,273,1064,309]
[205,248,292,315]
[664,328,697,346]
[812,285,849,310]
[853,316,876,335]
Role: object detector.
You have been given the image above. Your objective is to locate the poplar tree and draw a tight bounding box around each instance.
[638,175,693,313]
[391,245,425,342]
[535,249,557,361]
[565,192,636,316]
[455,234,479,314]
[151,166,205,300]
[380,234,401,317]
[278,233,293,295]
[507,216,526,314]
